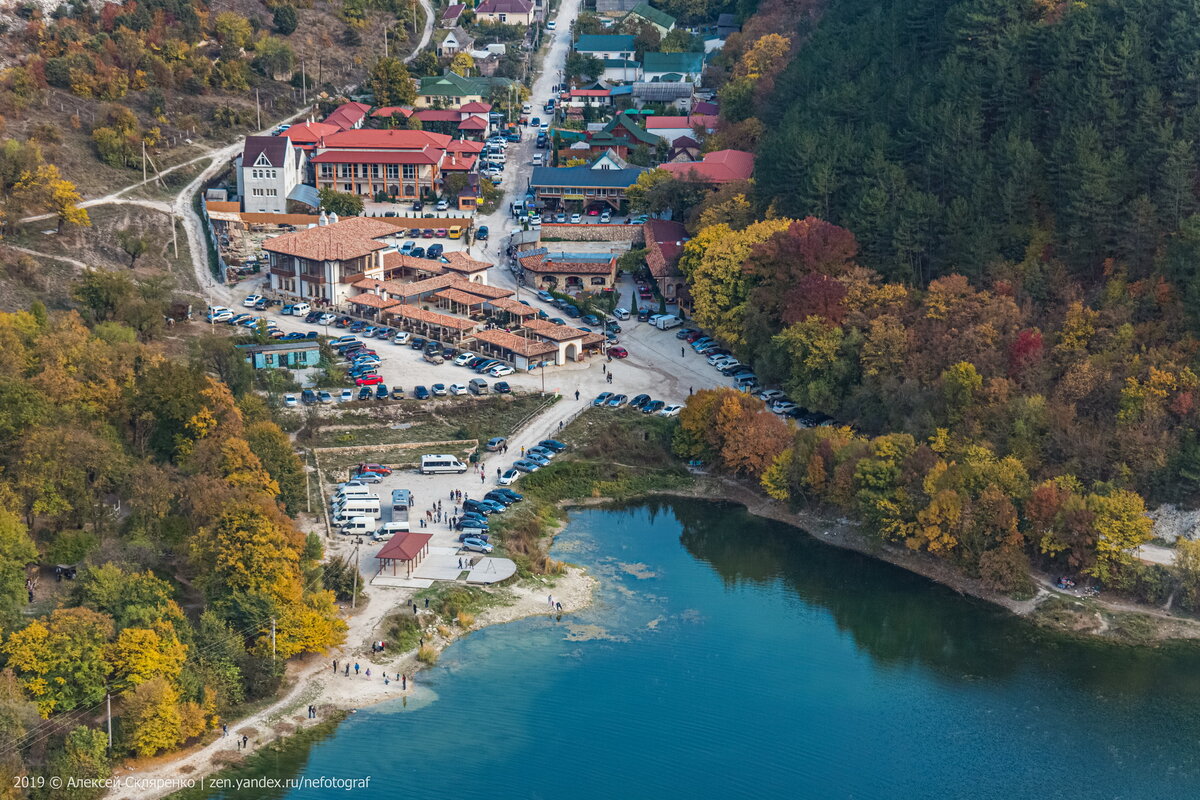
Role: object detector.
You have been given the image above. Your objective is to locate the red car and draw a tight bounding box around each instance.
[355,374,383,386]
[422,228,435,238]
[608,346,628,359]
[357,463,392,476]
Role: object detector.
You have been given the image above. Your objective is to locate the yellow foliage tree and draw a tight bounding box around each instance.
[1086,489,1152,580]
[106,624,187,690]
[120,677,183,757]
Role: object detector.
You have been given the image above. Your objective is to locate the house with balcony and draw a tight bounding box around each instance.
[309,129,455,201]
[262,215,405,305]
[516,250,620,292]
[528,150,645,212]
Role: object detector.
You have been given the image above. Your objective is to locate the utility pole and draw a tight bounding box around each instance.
[301,57,307,106]
[384,29,388,58]
[141,140,146,184]
[270,617,276,664]
[256,88,261,130]
[351,536,362,609]
[106,693,112,749]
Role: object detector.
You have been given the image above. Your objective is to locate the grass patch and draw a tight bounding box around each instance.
[417,644,439,665]
[384,609,424,653]
[1106,612,1160,645]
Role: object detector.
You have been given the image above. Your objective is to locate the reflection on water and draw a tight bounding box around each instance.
[195,499,1200,800]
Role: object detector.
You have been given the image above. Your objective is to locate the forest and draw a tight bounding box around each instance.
[658,0,1200,602]
[750,0,1200,288]
[0,285,345,794]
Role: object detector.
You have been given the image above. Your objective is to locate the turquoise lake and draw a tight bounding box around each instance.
[221,500,1200,799]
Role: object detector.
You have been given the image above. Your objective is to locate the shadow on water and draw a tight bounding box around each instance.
[621,497,1200,701]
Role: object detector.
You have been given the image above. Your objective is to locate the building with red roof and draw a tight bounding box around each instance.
[375,533,432,579]
[309,129,457,200]
[475,0,534,24]
[645,114,719,142]
[283,121,341,151]
[660,149,754,184]
[643,218,689,305]
[324,102,372,131]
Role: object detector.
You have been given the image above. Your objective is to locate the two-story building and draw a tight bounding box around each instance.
[517,250,620,291]
[574,34,636,61]
[262,215,405,305]
[309,129,454,200]
[475,0,535,24]
[417,70,517,109]
[237,136,308,214]
[660,149,755,184]
[528,150,646,212]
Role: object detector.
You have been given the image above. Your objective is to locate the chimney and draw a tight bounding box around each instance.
[318,210,328,226]
[330,212,340,224]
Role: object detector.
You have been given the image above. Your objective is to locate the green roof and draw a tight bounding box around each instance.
[593,114,659,146]
[624,2,675,30]
[575,34,636,53]
[642,52,704,75]
[419,71,515,97]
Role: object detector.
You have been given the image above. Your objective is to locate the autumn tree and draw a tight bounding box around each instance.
[116,228,149,269]
[120,677,183,757]
[3,607,114,717]
[0,509,38,624]
[368,57,416,107]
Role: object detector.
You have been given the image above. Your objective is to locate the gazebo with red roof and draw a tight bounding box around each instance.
[375,533,433,579]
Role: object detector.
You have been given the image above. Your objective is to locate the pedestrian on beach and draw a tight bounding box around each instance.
[575,390,580,400]
[354,663,360,676]
[556,601,562,612]
[385,677,390,686]
[689,387,693,395]
[547,594,553,608]
[237,739,241,751]
[332,660,337,673]
[242,736,248,749]
[481,473,485,484]
[344,664,349,676]
[366,668,371,678]
[402,674,407,690]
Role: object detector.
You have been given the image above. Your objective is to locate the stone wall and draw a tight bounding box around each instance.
[1149,504,1200,542]
[538,223,645,244]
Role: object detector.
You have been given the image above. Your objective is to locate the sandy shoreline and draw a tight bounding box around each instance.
[114,564,596,800]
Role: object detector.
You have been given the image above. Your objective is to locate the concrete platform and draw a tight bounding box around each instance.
[466,557,517,584]
[412,546,469,581]
[370,575,435,589]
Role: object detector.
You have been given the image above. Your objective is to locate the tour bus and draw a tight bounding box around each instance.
[420,454,468,475]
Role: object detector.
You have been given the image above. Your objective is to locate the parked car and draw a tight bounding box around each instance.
[524,452,551,467]
[537,290,555,302]
[375,384,389,400]
[391,387,405,400]
[606,394,628,408]
[486,437,507,452]
[449,383,468,396]
[454,351,477,366]
[339,389,354,403]
[243,294,264,307]
[493,381,512,394]
[488,364,514,377]
[300,389,318,405]
[436,199,449,211]
[318,313,337,325]
[393,331,412,345]
[355,375,383,386]
[413,385,430,399]
[659,404,684,417]
[512,459,539,473]
[353,471,384,484]
[629,394,651,410]
[305,311,323,323]
[527,446,555,460]
[643,400,666,415]
[491,487,523,503]
[461,538,493,554]
[570,213,582,224]
[476,225,489,240]
[608,346,629,358]
[499,468,521,485]
[431,383,448,396]
[283,394,298,407]
[358,386,373,401]
[538,439,567,453]
[410,246,425,259]
[593,392,613,406]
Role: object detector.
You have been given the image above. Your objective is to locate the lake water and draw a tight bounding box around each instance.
[211,500,1200,799]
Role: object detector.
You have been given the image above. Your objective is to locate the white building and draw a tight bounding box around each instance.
[237,136,307,214]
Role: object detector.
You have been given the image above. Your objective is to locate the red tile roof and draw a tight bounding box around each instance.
[518,253,617,275]
[486,297,538,315]
[310,148,442,165]
[414,109,464,123]
[442,3,465,19]
[459,101,492,113]
[383,252,445,275]
[385,304,479,330]
[472,329,558,357]
[324,102,372,131]
[569,89,611,97]
[476,0,533,13]
[262,217,402,261]
[318,129,453,150]
[644,219,687,278]
[433,287,487,306]
[284,121,341,146]
[523,318,588,341]
[659,149,754,184]
[382,274,459,298]
[458,116,488,130]
[645,114,719,131]
[440,153,477,171]
[449,279,511,299]
[371,106,414,118]
[376,532,432,562]
[446,139,484,154]
[441,252,492,274]
[349,293,400,309]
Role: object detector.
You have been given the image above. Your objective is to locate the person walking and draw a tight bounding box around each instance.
[354,663,360,676]
[402,674,407,690]
[481,472,485,484]
[520,446,525,456]
[332,660,337,673]
[497,467,502,478]
[681,346,685,357]
[425,597,430,608]
[575,389,580,400]
[242,735,248,749]
[344,664,349,676]
[222,723,228,737]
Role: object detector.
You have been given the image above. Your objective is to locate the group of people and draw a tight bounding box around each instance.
[333,659,411,690]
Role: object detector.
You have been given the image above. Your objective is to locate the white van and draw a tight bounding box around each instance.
[330,496,381,519]
[333,485,373,502]
[653,314,682,331]
[292,302,311,316]
[333,515,373,534]
[372,521,409,542]
[532,153,544,166]
[420,454,468,474]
